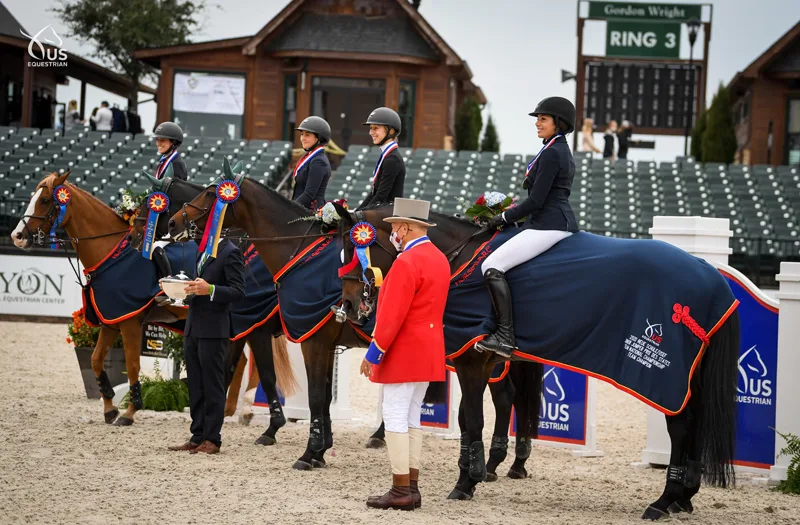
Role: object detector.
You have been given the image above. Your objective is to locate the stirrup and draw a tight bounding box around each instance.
[474,335,516,358]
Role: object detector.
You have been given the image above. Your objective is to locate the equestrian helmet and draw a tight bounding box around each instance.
[363,107,402,135]
[295,116,331,143]
[153,121,184,145]
[529,97,576,134]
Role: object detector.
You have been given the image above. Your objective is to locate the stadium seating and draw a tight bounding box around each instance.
[0,125,797,258]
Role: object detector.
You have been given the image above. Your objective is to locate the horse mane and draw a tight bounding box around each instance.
[245,177,313,217]
[38,173,124,221]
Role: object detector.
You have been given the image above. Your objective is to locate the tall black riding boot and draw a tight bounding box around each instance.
[474,269,516,358]
[152,246,173,279]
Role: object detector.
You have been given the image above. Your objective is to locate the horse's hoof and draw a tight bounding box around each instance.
[311,458,326,468]
[446,488,473,501]
[641,505,670,521]
[292,460,313,471]
[255,434,276,446]
[485,471,498,482]
[113,416,134,427]
[104,409,119,425]
[239,413,254,426]
[366,437,386,449]
[668,501,693,514]
[507,466,528,479]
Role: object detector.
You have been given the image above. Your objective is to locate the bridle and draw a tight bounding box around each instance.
[17,187,61,247]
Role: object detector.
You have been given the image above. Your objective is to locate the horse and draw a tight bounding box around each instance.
[331,202,741,519]
[164,162,542,482]
[10,171,189,426]
[129,172,297,446]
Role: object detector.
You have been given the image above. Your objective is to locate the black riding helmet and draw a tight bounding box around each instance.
[529,97,576,134]
[295,116,331,147]
[363,107,401,143]
[153,121,184,146]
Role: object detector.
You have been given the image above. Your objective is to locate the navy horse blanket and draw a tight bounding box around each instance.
[232,243,279,340]
[444,229,739,414]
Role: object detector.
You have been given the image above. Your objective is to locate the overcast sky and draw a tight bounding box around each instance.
[6,0,800,161]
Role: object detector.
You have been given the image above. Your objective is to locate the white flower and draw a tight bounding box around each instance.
[484,191,506,207]
[320,202,341,225]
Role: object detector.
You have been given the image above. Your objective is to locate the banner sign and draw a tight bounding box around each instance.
[589,2,702,22]
[723,273,778,469]
[173,72,245,116]
[141,323,170,358]
[0,253,83,317]
[606,21,680,58]
[510,366,589,445]
[421,371,451,429]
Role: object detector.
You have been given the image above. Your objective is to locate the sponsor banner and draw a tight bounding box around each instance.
[724,275,778,469]
[588,2,702,22]
[0,254,83,317]
[511,366,589,445]
[173,72,245,116]
[421,372,451,429]
[141,323,170,358]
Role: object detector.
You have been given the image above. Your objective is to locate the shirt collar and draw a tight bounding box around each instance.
[402,236,429,253]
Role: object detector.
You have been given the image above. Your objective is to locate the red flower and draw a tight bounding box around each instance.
[65,337,71,344]
[476,195,486,206]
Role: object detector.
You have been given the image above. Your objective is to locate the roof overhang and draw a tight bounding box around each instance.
[132,36,251,68]
[271,49,438,66]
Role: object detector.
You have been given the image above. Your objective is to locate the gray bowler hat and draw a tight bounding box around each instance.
[383,198,436,228]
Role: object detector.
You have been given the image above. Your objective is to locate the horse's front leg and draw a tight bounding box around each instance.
[485,373,515,481]
[310,346,335,468]
[113,318,144,426]
[91,325,123,424]
[448,352,493,500]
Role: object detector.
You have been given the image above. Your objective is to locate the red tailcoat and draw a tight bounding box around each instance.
[367,239,449,384]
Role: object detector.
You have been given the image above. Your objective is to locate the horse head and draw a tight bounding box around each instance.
[167,157,245,242]
[333,202,397,324]
[11,171,72,249]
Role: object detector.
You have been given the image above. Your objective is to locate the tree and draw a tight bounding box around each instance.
[56,0,206,111]
[480,114,500,152]
[701,83,738,164]
[455,97,483,151]
[690,108,706,161]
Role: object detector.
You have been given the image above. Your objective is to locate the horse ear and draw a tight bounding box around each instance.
[332,202,352,226]
[143,172,164,191]
[53,171,70,187]
[222,157,233,180]
[232,160,244,175]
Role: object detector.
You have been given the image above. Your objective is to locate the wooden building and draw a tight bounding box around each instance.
[133,0,485,150]
[729,21,800,166]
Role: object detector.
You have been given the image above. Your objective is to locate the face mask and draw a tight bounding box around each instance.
[389,230,403,252]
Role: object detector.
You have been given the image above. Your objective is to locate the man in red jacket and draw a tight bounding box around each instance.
[360,198,450,511]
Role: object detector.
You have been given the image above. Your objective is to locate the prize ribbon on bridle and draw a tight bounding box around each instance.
[141,192,170,260]
[51,185,71,249]
[198,180,240,258]
[339,221,383,287]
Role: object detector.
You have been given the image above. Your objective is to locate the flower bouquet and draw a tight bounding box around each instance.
[289,198,349,227]
[114,188,148,226]
[457,191,515,225]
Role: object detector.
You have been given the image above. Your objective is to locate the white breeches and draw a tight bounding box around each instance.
[382,382,429,433]
[154,239,170,250]
[481,229,573,274]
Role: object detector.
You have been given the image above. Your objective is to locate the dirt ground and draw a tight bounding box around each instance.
[0,320,797,525]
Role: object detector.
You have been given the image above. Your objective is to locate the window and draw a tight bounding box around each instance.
[398,80,416,148]
[172,71,246,139]
[282,74,298,141]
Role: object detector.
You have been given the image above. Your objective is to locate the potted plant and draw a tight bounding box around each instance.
[68,308,126,399]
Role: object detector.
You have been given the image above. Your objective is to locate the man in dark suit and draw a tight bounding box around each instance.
[168,239,245,454]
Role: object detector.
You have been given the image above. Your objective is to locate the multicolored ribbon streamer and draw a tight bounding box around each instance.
[154,150,179,179]
[293,146,325,177]
[141,191,170,260]
[525,134,562,179]
[340,221,384,287]
[51,185,71,249]
[199,180,240,258]
[371,141,398,186]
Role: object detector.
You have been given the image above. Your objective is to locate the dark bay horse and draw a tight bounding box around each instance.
[331,203,741,520]
[130,173,297,446]
[10,172,189,426]
[165,164,540,483]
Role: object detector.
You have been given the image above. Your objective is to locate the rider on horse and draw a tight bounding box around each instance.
[475,97,579,358]
[292,116,332,211]
[151,121,188,279]
[357,107,406,210]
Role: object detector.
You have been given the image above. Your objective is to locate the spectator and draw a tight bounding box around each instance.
[580,118,601,154]
[64,100,83,131]
[617,120,632,160]
[603,120,617,160]
[91,101,113,132]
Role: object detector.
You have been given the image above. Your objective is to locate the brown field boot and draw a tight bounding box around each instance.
[167,440,200,452]
[366,474,414,511]
[409,468,421,509]
[189,440,220,455]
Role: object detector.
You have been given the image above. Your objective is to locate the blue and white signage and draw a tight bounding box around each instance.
[421,371,451,428]
[723,271,779,469]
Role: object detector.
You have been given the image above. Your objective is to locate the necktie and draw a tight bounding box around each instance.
[198,253,209,275]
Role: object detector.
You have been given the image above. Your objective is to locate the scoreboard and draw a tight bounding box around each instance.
[583,61,701,133]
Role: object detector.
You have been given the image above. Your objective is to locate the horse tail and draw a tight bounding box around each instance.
[698,308,740,488]
[509,361,543,438]
[272,335,299,398]
[423,379,448,405]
